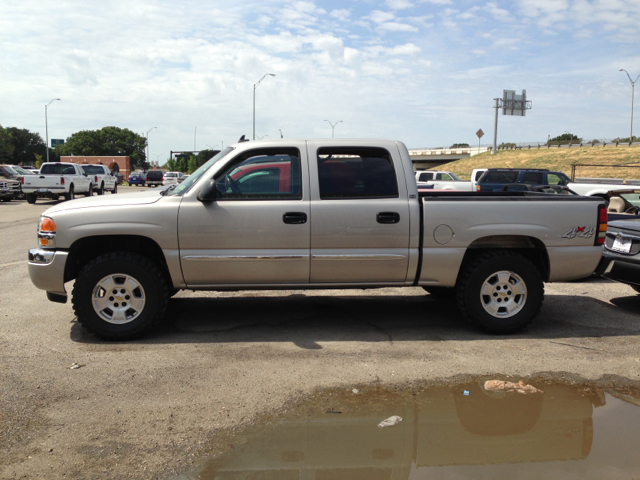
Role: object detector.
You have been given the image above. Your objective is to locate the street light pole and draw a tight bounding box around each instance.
[146,127,157,169]
[45,98,61,163]
[620,69,640,145]
[253,73,276,140]
[324,119,343,138]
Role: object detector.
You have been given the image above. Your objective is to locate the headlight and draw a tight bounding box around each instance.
[38,216,57,248]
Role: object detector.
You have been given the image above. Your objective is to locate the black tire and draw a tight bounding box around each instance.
[456,250,544,334]
[26,193,36,204]
[111,183,118,194]
[85,184,93,197]
[72,252,169,340]
[422,286,455,297]
[97,183,104,195]
[65,185,75,201]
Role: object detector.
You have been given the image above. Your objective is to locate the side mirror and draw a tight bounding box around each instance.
[197,180,218,203]
[83,172,88,177]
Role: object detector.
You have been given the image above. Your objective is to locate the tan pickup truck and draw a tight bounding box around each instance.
[27,139,607,340]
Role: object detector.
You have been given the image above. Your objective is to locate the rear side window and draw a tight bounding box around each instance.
[480,171,519,184]
[436,173,453,180]
[40,164,76,175]
[523,172,543,185]
[474,170,485,181]
[317,147,398,200]
[418,172,434,182]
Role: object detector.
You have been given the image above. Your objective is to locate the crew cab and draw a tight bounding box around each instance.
[27,139,606,340]
[415,169,487,191]
[22,162,93,203]
[81,164,118,195]
[477,168,631,198]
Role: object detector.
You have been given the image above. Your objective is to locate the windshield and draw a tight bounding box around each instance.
[12,166,33,175]
[171,147,235,196]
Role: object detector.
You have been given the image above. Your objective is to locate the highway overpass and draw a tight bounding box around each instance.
[408,146,490,170]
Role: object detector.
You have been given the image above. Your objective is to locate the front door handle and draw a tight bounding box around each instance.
[376,212,400,224]
[283,212,307,224]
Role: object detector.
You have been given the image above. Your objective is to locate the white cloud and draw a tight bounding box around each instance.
[367,10,396,24]
[377,21,419,32]
[386,0,414,10]
[483,2,511,21]
[330,9,351,21]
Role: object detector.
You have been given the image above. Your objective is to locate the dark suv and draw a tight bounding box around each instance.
[477,169,572,192]
[145,170,164,187]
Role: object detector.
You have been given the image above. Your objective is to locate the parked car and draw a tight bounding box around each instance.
[162,171,185,186]
[145,170,164,187]
[21,162,93,203]
[81,164,118,195]
[0,181,17,201]
[0,164,26,199]
[28,139,607,340]
[177,174,189,184]
[415,169,487,191]
[597,218,640,293]
[477,168,633,198]
[604,189,640,221]
[128,172,146,186]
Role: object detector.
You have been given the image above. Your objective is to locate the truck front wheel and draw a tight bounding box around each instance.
[72,252,169,340]
[456,251,543,334]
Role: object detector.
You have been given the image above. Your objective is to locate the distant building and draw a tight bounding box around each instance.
[60,156,130,179]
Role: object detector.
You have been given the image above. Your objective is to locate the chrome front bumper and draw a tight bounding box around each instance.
[28,248,69,296]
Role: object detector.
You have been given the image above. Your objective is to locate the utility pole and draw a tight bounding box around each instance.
[45,98,61,163]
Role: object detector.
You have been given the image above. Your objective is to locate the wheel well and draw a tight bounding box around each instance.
[64,235,169,283]
[459,235,550,282]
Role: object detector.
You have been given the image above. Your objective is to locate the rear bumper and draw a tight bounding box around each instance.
[28,248,69,297]
[598,250,640,286]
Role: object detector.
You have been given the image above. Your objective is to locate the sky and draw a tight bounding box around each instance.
[1,0,640,162]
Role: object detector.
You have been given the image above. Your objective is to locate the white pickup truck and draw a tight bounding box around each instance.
[81,164,118,195]
[27,139,606,340]
[22,162,93,203]
[416,169,487,191]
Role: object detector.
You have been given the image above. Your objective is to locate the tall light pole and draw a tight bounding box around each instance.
[146,127,157,169]
[620,69,640,145]
[253,73,276,140]
[324,119,342,138]
[45,98,61,163]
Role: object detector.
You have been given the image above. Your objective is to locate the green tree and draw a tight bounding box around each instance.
[195,149,219,167]
[187,156,198,174]
[5,127,46,165]
[0,125,15,162]
[163,159,178,172]
[56,127,147,170]
[451,143,470,148]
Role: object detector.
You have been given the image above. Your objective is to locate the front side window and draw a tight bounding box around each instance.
[547,173,569,186]
[214,148,302,201]
[436,173,453,181]
[317,147,398,200]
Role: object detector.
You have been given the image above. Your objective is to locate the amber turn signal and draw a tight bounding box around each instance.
[41,217,56,232]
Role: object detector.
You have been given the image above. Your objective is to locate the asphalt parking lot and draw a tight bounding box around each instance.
[1,186,640,479]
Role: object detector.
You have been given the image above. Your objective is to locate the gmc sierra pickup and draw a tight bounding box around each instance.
[27,139,607,340]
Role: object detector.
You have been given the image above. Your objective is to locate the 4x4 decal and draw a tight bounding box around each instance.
[561,226,594,239]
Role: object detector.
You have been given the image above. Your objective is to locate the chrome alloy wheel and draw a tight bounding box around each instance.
[91,274,146,324]
[480,270,527,318]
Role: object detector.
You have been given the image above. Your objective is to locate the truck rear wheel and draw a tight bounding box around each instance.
[26,193,36,204]
[456,250,543,334]
[72,252,169,340]
[65,186,75,201]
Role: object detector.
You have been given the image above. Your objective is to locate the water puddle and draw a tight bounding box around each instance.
[180,378,640,479]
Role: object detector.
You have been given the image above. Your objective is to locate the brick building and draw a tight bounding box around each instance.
[60,156,131,179]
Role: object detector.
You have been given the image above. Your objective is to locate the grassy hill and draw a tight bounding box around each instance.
[436,145,640,181]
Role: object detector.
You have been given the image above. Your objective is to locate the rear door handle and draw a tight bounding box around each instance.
[377,212,400,224]
[283,212,307,224]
